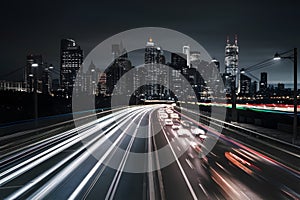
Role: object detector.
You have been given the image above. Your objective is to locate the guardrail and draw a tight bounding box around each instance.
[177,106,300,150]
[0,106,129,151]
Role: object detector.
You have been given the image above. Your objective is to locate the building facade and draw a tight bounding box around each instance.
[224,35,239,94]
[25,54,44,93]
[0,81,26,92]
[143,38,167,99]
[60,39,83,97]
[259,72,268,93]
[240,74,251,96]
[105,43,132,95]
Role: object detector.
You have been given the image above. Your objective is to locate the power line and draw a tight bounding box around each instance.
[0,66,24,80]
[243,58,275,72]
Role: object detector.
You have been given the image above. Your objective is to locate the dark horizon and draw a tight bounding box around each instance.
[1,0,299,85]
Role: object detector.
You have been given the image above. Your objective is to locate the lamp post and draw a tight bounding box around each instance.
[48,64,54,94]
[231,73,238,122]
[32,63,39,127]
[274,48,298,144]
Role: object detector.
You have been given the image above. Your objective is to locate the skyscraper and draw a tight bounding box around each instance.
[182,45,190,67]
[250,81,258,96]
[259,72,268,92]
[25,54,44,93]
[171,52,187,70]
[224,35,239,94]
[144,37,165,64]
[105,43,132,95]
[211,58,220,72]
[143,38,167,99]
[83,61,98,95]
[60,38,83,97]
[97,72,107,96]
[240,74,251,96]
[190,51,201,64]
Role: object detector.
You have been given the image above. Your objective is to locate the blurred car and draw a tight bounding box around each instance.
[170,113,180,119]
[172,122,181,130]
[190,126,206,136]
[159,113,169,119]
[181,120,192,128]
[190,141,202,156]
[165,109,174,114]
[199,134,207,142]
[177,129,190,137]
[164,119,173,126]
[225,149,261,176]
[158,109,166,114]
[158,110,165,114]
[166,105,172,109]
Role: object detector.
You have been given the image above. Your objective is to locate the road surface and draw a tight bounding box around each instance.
[0,105,299,199]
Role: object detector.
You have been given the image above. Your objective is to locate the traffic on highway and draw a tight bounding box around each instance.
[0,105,299,199]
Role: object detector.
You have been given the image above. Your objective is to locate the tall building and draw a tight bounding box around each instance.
[144,37,165,64]
[143,38,167,99]
[25,54,45,93]
[183,45,191,67]
[42,66,52,94]
[275,83,285,96]
[60,38,83,96]
[83,61,98,95]
[112,41,127,59]
[211,58,220,72]
[97,72,107,96]
[52,79,60,92]
[259,72,268,92]
[171,52,187,70]
[112,41,128,61]
[239,74,251,96]
[224,35,239,94]
[278,83,285,90]
[250,81,258,96]
[190,51,201,64]
[105,43,132,95]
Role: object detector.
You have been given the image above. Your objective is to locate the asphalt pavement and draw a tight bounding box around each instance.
[0,105,299,199]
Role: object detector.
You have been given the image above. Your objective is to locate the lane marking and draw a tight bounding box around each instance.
[177,146,181,152]
[185,158,194,169]
[27,108,150,200]
[151,109,166,200]
[188,153,194,159]
[161,125,198,200]
[105,109,151,200]
[215,162,231,175]
[0,108,138,183]
[210,152,217,157]
[198,184,208,197]
[148,109,155,200]
[185,138,190,143]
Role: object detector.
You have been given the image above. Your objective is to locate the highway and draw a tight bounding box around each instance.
[0,105,300,199]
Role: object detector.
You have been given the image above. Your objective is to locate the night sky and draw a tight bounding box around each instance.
[1,0,299,86]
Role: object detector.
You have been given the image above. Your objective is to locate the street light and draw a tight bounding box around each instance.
[230,72,238,122]
[31,63,39,127]
[273,53,281,61]
[273,48,298,144]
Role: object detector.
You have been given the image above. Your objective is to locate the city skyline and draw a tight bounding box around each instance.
[1,36,299,94]
[0,5,299,198]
